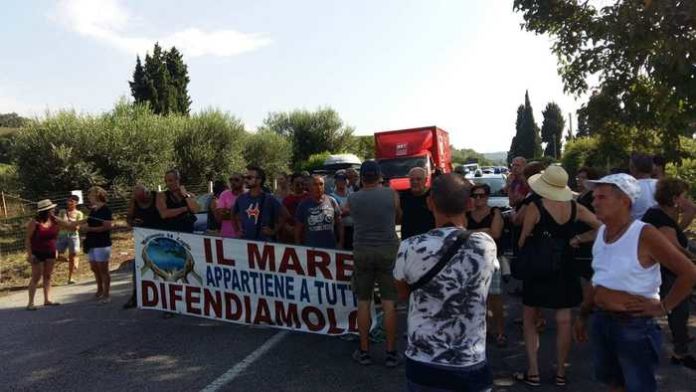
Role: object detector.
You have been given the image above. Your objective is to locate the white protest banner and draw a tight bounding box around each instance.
[134,228,359,335]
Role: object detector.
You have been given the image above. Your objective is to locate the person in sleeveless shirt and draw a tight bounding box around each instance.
[56,194,84,284]
[514,166,601,387]
[573,174,696,392]
[25,199,81,310]
[124,184,162,309]
[467,183,507,348]
[156,169,199,233]
[641,178,696,370]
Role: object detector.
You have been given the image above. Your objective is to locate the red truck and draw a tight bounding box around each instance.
[374,126,453,191]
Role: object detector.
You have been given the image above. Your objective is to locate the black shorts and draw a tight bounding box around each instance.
[31,251,55,263]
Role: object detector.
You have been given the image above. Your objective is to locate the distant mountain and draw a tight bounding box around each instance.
[482,151,507,164]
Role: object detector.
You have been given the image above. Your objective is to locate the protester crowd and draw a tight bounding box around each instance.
[23,153,696,391]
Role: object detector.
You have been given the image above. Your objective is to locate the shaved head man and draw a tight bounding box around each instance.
[400,167,435,240]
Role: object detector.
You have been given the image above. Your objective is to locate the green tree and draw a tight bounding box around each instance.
[173,110,247,185]
[451,147,492,166]
[165,47,192,115]
[346,135,375,160]
[243,130,293,179]
[129,56,149,105]
[508,91,542,161]
[513,0,696,162]
[260,107,354,169]
[131,43,191,115]
[0,113,28,128]
[541,102,565,159]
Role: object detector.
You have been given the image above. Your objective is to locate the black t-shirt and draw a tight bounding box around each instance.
[87,205,113,248]
[400,190,435,240]
[642,207,688,248]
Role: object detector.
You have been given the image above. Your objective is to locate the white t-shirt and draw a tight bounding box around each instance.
[393,227,497,368]
[631,178,657,220]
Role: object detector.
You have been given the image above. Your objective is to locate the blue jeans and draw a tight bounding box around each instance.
[591,312,662,392]
[405,358,492,392]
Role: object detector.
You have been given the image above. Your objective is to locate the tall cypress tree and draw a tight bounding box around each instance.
[165,47,192,115]
[130,43,191,115]
[508,91,542,160]
[541,102,565,159]
[129,56,149,104]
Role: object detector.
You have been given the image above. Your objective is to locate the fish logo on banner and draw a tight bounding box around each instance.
[140,233,203,284]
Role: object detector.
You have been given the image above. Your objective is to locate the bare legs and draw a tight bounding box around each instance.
[27,259,57,308]
[522,306,573,378]
[357,299,397,352]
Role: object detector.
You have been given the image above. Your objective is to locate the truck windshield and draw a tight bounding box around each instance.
[378,156,428,178]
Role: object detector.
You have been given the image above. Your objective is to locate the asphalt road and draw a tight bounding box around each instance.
[1,267,694,392]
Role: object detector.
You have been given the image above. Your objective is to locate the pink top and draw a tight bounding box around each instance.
[217,190,239,238]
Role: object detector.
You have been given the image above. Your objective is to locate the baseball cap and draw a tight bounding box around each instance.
[584,173,641,204]
[360,160,381,179]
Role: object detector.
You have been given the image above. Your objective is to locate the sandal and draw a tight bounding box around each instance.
[26,305,37,311]
[555,374,568,386]
[513,372,540,387]
[44,302,61,306]
[496,334,508,348]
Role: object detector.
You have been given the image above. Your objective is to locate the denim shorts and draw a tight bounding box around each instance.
[88,246,112,262]
[405,358,492,392]
[57,235,80,254]
[591,311,662,392]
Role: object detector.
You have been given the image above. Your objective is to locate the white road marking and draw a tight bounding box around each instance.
[200,330,288,392]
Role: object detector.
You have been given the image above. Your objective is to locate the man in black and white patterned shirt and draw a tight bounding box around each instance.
[394,173,498,392]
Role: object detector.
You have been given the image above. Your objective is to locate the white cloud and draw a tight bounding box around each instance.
[51,0,272,57]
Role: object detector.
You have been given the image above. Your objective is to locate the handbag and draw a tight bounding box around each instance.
[408,229,472,292]
[511,200,574,280]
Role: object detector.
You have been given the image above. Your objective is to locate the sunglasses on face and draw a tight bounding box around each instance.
[472,193,488,199]
[244,176,257,180]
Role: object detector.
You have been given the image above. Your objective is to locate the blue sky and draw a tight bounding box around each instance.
[0,0,585,153]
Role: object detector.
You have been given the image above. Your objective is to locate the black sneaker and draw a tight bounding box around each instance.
[385,351,402,368]
[352,349,371,366]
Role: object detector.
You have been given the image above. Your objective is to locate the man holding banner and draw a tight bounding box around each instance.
[234,165,289,242]
[295,175,343,249]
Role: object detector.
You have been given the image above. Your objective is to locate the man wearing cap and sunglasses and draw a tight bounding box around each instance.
[573,174,696,392]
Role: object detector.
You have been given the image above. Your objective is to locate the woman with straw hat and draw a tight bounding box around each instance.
[25,199,81,310]
[513,165,601,387]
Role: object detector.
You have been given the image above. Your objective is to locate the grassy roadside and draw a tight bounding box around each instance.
[0,222,135,297]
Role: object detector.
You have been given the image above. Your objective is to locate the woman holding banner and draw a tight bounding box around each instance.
[156,169,199,233]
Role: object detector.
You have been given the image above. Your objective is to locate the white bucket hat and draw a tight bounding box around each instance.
[584,173,641,204]
[36,199,57,212]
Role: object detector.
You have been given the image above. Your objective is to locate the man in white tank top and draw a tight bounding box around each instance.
[572,174,696,392]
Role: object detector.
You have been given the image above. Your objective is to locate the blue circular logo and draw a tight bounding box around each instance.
[145,237,188,272]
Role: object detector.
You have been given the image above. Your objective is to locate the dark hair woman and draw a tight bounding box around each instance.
[467,183,506,347]
[641,178,696,369]
[25,199,80,310]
